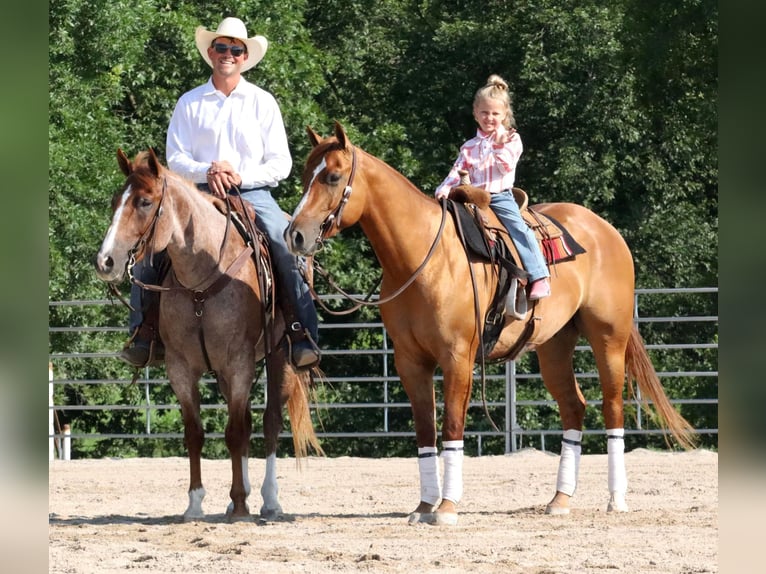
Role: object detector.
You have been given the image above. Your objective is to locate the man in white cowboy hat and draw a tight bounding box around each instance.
[119,16,320,371]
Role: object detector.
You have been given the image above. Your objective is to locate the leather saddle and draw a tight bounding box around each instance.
[208,194,278,336]
[448,185,572,259]
[446,184,586,362]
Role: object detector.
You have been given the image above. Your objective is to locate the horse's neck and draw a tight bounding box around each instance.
[360,156,444,273]
[165,181,237,288]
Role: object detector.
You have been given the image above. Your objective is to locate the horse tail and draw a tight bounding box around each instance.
[287,370,324,460]
[624,324,698,450]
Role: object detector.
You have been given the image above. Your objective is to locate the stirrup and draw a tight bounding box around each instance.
[118,326,164,368]
[286,322,321,371]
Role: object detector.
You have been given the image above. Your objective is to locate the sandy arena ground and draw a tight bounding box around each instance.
[49,449,717,573]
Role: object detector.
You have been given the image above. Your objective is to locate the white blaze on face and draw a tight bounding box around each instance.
[99,186,132,254]
[294,157,326,216]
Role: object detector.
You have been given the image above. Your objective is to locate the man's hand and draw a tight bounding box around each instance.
[206,160,242,197]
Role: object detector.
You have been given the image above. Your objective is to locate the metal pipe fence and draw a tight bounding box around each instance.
[48,287,717,458]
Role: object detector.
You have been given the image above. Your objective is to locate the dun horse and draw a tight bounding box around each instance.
[94,148,321,522]
[285,122,695,525]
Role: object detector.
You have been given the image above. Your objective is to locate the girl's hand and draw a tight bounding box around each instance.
[493,126,515,145]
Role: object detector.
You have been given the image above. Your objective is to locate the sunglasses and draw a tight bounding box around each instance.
[212,42,246,57]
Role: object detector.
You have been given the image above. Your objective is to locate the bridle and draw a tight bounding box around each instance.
[314,146,359,248]
[106,177,168,310]
[303,145,449,315]
[126,177,168,272]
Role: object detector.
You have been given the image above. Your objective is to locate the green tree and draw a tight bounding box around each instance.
[49,0,717,458]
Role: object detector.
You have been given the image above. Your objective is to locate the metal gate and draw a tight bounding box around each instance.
[49,287,718,458]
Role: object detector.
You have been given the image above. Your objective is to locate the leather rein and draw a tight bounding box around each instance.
[305,146,449,316]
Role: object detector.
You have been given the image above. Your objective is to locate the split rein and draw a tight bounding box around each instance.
[303,146,450,316]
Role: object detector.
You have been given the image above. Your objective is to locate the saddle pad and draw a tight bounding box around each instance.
[533,212,587,264]
[448,200,586,265]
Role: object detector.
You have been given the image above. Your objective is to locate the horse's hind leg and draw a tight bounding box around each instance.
[259,352,290,520]
[585,327,631,513]
[535,322,585,515]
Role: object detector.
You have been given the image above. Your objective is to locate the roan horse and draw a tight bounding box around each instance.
[285,122,696,525]
[94,148,322,521]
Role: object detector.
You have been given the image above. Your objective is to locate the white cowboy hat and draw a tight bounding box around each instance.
[194,17,268,73]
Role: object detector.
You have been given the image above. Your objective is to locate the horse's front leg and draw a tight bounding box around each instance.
[221,372,254,522]
[169,372,207,522]
[395,356,442,524]
[427,358,474,526]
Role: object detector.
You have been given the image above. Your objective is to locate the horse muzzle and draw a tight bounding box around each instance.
[284,223,321,257]
[93,250,126,283]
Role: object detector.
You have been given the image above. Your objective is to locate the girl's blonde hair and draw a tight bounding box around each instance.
[473,74,515,129]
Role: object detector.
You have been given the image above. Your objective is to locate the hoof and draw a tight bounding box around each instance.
[182,510,205,523]
[226,502,252,522]
[407,502,437,525]
[433,511,458,526]
[545,504,571,516]
[407,511,458,526]
[226,512,254,523]
[259,504,283,522]
[545,491,572,516]
[407,512,426,525]
[607,493,629,513]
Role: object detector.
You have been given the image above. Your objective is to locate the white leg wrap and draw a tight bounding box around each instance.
[441,440,464,504]
[417,446,441,505]
[555,429,582,496]
[607,428,627,494]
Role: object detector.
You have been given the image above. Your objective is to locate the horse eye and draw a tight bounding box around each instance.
[326,172,342,186]
[139,197,153,209]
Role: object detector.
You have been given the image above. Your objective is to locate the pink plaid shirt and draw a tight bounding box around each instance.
[435,128,523,197]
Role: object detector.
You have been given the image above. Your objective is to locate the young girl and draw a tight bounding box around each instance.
[435,74,550,300]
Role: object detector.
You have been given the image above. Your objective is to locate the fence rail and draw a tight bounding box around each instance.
[49,287,718,458]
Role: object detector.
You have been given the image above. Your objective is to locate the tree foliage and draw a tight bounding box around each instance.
[49,0,717,458]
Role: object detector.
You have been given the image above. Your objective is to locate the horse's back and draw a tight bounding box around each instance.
[534,202,629,250]
[533,201,636,327]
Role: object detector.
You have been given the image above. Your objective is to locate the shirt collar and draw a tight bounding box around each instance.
[201,76,252,97]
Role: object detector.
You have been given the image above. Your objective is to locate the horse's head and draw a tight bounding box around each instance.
[94,148,170,283]
[285,121,364,256]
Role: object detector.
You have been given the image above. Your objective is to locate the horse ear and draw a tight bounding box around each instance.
[306,126,323,148]
[117,148,132,176]
[146,147,163,177]
[333,121,348,150]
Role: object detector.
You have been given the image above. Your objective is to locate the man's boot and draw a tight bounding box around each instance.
[286,320,321,371]
[119,297,164,368]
